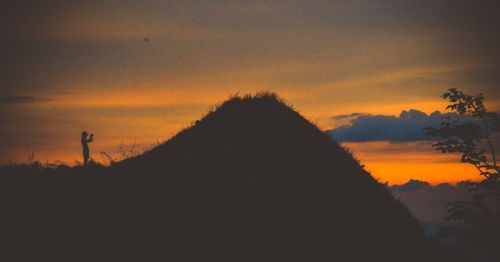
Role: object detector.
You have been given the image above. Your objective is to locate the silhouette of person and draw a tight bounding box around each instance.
[81,131,94,165]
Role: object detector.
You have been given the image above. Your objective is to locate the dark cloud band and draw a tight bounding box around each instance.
[329,109,473,142]
[0,96,50,104]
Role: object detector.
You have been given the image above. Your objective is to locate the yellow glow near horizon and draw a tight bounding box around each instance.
[342,141,480,185]
[4,86,496,186]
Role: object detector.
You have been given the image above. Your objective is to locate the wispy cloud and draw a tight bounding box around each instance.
[331,112,368,120]
[0,96,51,104]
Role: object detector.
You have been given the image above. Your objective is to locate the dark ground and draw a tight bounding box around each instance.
[0,93,470,261]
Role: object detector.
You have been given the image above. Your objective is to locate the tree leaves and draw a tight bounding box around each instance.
[425,88,499,259]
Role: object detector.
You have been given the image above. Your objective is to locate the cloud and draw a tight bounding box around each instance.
[2,0,500,98]
[390,179,469,225]
[389,179,469,193]
[390,179,431,192]
[0,96,51,104]
[329,109,473,142]
[331,113,367,120]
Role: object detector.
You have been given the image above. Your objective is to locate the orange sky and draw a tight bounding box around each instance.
[1,1,499,185]
[342,141,478,185]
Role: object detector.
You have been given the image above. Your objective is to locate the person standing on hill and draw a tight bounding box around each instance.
[81,131,94,165]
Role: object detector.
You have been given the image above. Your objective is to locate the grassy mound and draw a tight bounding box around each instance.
[0,92,460,261]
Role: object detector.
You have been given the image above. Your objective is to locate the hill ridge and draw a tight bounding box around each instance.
[1,92,455,261]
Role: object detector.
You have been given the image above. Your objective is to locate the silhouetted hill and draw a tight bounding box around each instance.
[0,93,464,261]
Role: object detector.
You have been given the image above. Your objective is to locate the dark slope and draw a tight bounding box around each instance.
[1,93,454,261]
[111,93,437,260]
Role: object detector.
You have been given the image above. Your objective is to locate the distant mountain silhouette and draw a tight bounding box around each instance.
[0,93,465,261]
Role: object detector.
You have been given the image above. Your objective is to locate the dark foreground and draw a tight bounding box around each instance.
[0,94,470,261]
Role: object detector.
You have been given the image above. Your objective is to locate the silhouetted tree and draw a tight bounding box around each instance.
[424,88,499,260]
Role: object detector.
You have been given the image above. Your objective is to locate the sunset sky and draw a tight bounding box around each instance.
[1,0,499,184]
